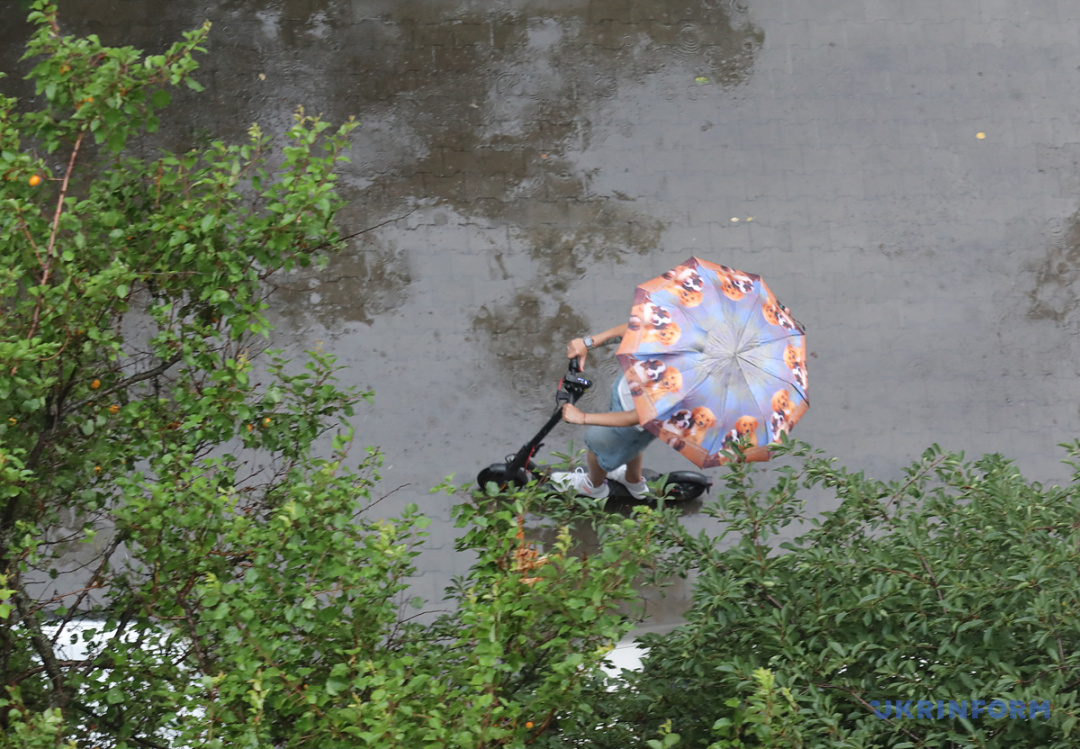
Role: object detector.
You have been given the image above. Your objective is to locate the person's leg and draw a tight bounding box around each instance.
[550,449,610,498]
[624,452,644,484]
[586,450,608,488]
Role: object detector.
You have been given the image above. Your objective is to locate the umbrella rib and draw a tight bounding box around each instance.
[734,339,809,402]
[731,283,768,345]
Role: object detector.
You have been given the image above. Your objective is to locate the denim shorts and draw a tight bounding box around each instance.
[583,378,657,472]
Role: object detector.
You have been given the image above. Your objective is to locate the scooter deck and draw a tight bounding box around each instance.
[477,463,710,502]
[559,468,709,502]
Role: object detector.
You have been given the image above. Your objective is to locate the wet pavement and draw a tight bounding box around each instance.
[5,0,1080,626]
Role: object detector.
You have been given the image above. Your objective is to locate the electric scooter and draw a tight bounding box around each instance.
[476,359,712,501]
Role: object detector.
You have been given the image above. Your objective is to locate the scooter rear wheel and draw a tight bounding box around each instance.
[644,469,711,502]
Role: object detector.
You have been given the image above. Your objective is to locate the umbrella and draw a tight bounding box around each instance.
[615,257,808,468]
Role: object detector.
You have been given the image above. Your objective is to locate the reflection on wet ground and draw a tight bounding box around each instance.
[272,226,414,326]
[7,0,1080,626]
[1027,204,1080,325]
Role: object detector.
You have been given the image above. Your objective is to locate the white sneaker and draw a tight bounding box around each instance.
[605,465,649,500]
[550,467,610,499]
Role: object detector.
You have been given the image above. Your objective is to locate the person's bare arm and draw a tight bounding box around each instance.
[566,323,629,369]
[561,403,639,427]
[715,445,772,464]
[742,446,771,462]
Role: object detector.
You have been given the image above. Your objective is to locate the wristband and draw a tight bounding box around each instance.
[583,335,594,349]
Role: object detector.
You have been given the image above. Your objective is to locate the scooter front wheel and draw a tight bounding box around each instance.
[476,463,531,492]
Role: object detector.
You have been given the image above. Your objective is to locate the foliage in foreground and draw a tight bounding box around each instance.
[582,442,1080,749]
[0,5,671,747]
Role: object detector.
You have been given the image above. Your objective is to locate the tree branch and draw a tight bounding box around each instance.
[27,129,86,343]
[68,351,183,413]
[50,534,124,644]
[68,700,169,749]
[814,681,924,744]
[915,553,947,613]
[13,585,68,709]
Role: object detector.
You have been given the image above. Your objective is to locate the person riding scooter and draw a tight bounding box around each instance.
[475,353,712,502]
[551,324,770,500]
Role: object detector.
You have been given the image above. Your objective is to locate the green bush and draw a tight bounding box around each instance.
[0,5,672,746]
[588,442,1080,748]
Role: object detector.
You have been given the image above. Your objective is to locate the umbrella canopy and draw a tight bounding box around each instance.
[615,257,808,468]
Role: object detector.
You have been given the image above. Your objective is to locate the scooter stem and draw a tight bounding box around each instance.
[505,405,569,475]
[505,361,589,475]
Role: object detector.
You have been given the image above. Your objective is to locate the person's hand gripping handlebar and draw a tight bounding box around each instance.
[557,357,592,407]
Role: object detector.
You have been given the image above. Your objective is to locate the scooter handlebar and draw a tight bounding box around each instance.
[558,359,593,405]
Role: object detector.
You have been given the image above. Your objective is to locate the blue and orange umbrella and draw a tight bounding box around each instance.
[616,257,808,468]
